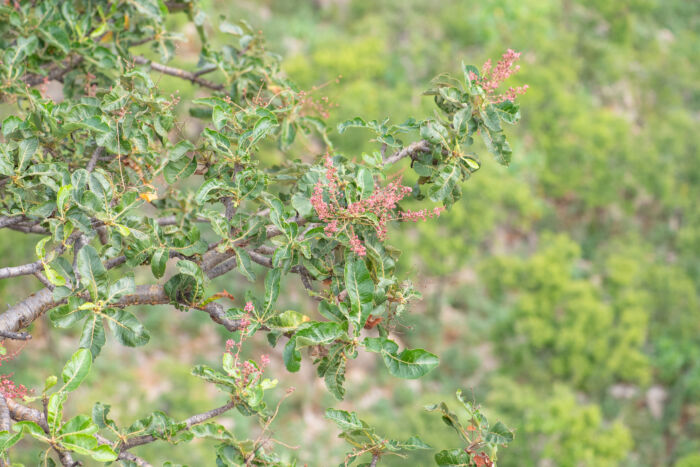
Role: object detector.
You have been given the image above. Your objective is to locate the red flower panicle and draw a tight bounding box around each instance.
[311,154,445,256]
[223,301,269,389]
[0,344,29,400]
[471,49,528,103]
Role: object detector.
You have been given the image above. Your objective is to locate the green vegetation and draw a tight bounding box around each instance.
[0,0,698,465]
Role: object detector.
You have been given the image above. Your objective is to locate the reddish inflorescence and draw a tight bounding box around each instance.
[470,49,529,103]
[311,154,445,256]
[0,344,29,400]
[224,302,270,389]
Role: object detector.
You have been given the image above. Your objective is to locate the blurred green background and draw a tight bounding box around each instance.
[2,0,699,465]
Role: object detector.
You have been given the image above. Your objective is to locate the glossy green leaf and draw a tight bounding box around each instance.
[79,314,106,358]
[344,256,374,333]
[61,348,92,392]
[294,322,345,348]
[103,309,150,347]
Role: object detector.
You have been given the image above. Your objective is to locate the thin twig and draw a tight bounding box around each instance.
[119,399,237,451]
[0,330,31,341]
[86,146,104,172]
[383,140,432,166]
[133,56,225,91]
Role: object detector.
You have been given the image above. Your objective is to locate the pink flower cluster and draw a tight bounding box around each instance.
[310,154,445,256]
[224,301,270,389]
[0,344,29,400]
[0,375,27,400]
[470,49,529,103]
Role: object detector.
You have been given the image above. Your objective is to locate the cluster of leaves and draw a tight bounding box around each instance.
[0,0,527,464]
[427,390,513,467]
[326,408,431,466]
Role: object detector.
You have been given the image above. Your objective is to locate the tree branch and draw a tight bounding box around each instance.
[383,140,432,166]
[86,146,104,173]
[24,56,84,87]
[0,260,43,280]
[119,399,236,451]
[133,56,225,91]
[0,330,32,340]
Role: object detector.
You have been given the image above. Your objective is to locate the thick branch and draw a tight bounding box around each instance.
[133,56,225,91]
[0,216,25,229]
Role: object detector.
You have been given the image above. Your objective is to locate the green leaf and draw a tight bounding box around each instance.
[61,433,98,455]
[191,422,234,441]
[323,355,346,400]
[49,302,88,328]
[56,185,73,216]
[43,375,58,393]
[337,117,368,134]
[170,140,194,161]
[280,119,296,149]
[14,421,48,441]
[61,348,92,392]
[0,430,23,453]
[47,392,66,435]
[383,348,439,379]
[261,268,281,320]
[267,310,307,332]
[344,256,374,333]
[58,415,97,437]
[325,408,364,431]
[452,107,472,136]
[17,137,38,172]
[1,116,23,137]
[77,245,107,299]
[151,247,168,279]
[163,156,197,183]
[195,178,227,205]
[247,116,278,148]
[495,100,520,124]
[486,421,514,445]
[428,163,461,206]
[89,444,118,462]
[294,322,345,348]
[79,314,106,358]
[234,247,255,282]
[40,25,70,54]
[107,275,134,301]
[282,338,301,372]
[211,106,227,130]
[44,264,67,287]
[480,104,502,132]
[420,121,448,145]
[435,448,470,466]
[363,337,439,379]
[389,436,432,451]
[220,22,244,36]
[103,309,150,347]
